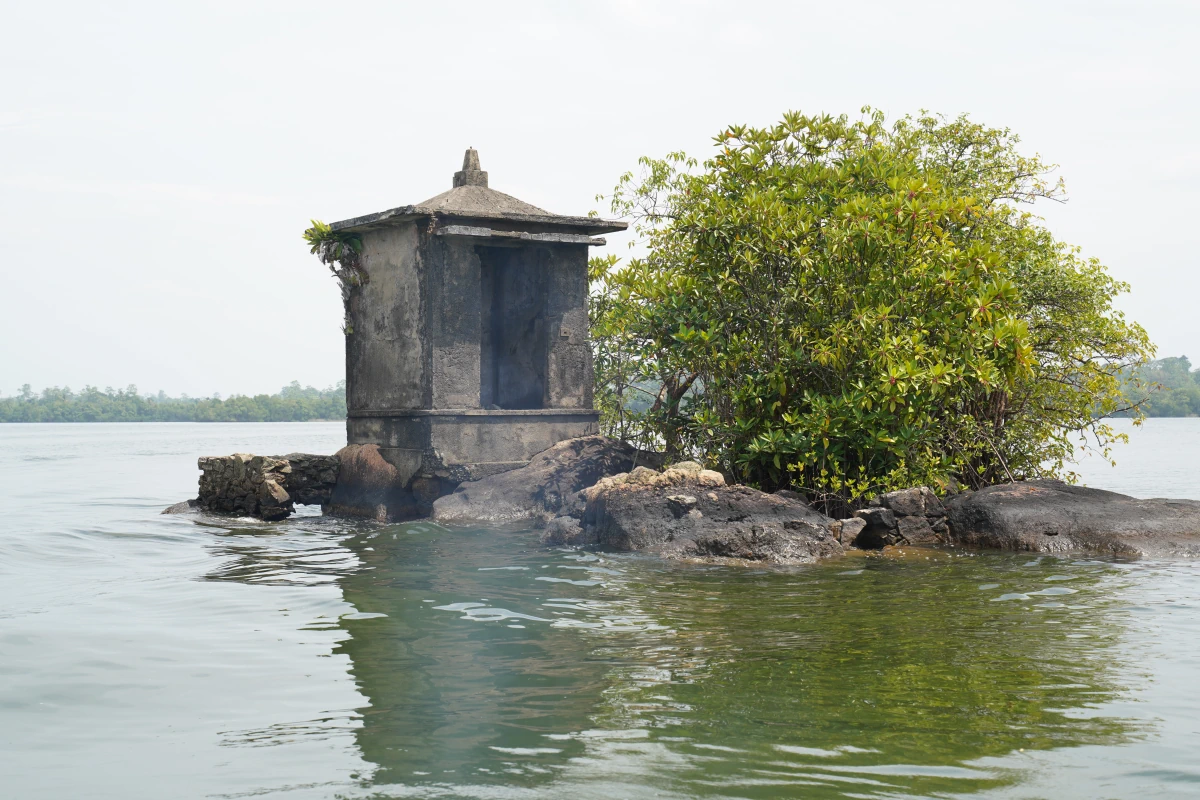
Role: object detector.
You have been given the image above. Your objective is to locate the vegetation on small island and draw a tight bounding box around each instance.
[0,382,346,423]
[1123,356,1200,417]
[303,220,367,334]
[590,108,1155,509]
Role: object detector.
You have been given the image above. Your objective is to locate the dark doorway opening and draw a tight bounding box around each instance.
[478,246,546,409]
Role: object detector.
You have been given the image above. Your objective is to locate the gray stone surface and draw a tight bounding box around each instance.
[834,517,867,546]
[852,487,953,548]
[276,453,340,506]
[877,487,928,517]
[570,466,843,565]
[334,150,622,508]
[431,435,640,524]
[162,499,199,515]
[896,514,940,544]
[945,479,1200,558]
[852,506,900,548]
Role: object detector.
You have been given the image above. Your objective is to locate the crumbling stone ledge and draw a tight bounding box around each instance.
[165,436,1200,562]
[165,452,339,521]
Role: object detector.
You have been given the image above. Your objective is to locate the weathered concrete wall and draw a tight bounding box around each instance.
[348,410,597,461]
[427,412,597,466]
[342,209,598,511]
[430,238,483,409]
[545,244,592,409]
[347,223,425,413]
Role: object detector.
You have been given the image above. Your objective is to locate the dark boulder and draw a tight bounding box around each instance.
[945,480,1200,558]
[573,465,843,564]
[431,435,642,524]
[852,506,899,548]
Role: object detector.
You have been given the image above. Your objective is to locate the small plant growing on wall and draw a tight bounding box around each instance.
[303,220,367,334]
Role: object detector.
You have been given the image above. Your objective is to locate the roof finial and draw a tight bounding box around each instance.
[453,148,488,188]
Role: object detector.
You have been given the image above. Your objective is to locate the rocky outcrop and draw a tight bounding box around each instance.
[184,452,340,521]
[431,435,642,524]
[851,486,951,548]
[945,480,1200,558]
[555,462,844,564]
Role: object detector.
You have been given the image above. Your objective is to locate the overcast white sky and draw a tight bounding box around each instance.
[2,0,1196,397]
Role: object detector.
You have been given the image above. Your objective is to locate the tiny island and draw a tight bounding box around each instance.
[170,118,1200,563]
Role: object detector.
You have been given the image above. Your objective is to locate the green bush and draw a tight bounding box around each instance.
[591,109,1152,510]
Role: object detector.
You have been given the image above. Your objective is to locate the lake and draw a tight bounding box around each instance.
[1,419,1198,798]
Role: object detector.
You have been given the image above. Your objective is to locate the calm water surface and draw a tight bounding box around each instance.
[1,420,1198,799]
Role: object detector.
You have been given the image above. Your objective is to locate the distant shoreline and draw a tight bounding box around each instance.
[0,418,346,424]
[0,382,347,424]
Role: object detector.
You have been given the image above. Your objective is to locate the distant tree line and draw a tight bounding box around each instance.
[0,381,347,422]
[1124,357,1200,417]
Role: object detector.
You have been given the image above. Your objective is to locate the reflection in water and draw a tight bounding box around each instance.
[203,521,1142,798]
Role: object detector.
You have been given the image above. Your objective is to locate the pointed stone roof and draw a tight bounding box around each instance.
[330,148,627,235]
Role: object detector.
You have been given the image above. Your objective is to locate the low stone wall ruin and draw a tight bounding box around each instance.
[845,486,951,548]
[195,453,340,521]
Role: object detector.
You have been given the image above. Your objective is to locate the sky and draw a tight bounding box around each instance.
[1,0,1197,398]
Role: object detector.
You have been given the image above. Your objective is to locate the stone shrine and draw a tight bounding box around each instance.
[328,149,627,515]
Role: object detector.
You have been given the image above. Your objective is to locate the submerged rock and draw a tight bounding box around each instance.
[945,480,1200,558]
[431,435,643,524]
[573,465,843,564]
[162,499,199,515]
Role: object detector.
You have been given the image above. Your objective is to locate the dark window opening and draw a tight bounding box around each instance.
[478,246,546,409]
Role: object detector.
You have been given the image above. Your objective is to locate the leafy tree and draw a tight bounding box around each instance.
[592,109,1153,510]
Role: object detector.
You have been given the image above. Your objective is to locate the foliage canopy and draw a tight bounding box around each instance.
[591,109,1153,509]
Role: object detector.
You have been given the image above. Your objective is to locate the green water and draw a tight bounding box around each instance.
[254,525,1152,797]
[2,422,1199,798]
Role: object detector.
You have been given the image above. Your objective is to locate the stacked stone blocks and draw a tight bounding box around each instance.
[196,453,340,522]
